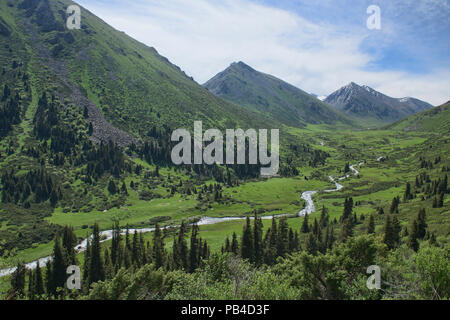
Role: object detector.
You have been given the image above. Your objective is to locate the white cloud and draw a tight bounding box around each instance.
[76,0,449,105]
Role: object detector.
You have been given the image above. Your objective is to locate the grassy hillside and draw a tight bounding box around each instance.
[387,101,450,133]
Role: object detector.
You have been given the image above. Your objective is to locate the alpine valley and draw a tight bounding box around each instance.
[0,0,448,301]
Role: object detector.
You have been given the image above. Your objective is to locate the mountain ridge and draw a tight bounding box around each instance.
[324,82,433,126]
[204,61,355,128]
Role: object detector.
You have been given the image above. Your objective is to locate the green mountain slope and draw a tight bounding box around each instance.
[387,101,450,133]
[2,0,277,145]
[203,61,354,128]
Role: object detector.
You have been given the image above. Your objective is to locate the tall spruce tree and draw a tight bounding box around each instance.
[189,224,200,272]
[241,217,254,261]
[153,224,165,269]
[88,223,105,285]
[367,214,375,234]
[52,234,68,291]
[9,261,26,299]
[231,232,239,255]
[253,213,263,266]
[301,213,310,233]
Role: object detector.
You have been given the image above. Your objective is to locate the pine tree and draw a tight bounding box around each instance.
[62,226,77,265]
[438,193,444,208]
[89,223,105,285]
[224,237,231,253]
[104,248,113,279]
[417,208,427,239]
[339,217,353,242]
[367,214,375,234]
[189,224,200,272]
[52,234,68,291]
[153,224,165,269]
[383,215,394,250]
[231,232,239,255]
[319,205,329,227]
[389,196,399,214]
[27,269,36,300]
[342,197,353,220]
[108,179,117,194]
[110,222,121,268]
[9,262,26,299]
[305,233,318,255]
[46,262,54,297]
[301,213,310,233]
[177,221,189,270]
[241,217,254,261]
[408,220,420,252]
[253,213,263,266]
[83,235,90,283]
[392,216,402,248]
[403,182,412,201]
[131,230,141,267]
[34,261,44,298]
[121,181,128,195]
[276,217,289,258]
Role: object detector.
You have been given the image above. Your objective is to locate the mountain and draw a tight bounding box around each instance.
[324,82,433,126]
[1,0,276,147]
[203,62,353,128]
[387,101,450,133]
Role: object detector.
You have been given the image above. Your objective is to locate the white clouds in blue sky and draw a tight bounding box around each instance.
[75,0,449,105]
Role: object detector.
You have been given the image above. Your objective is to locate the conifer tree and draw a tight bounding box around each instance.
[89,223,105,285]
[132,230,141,267]
[231,232,239,255]
[9,261,26,299]
[189,224,200,272]
[241,217,254,261]
[153,224,165,269]
[253,213,263,266]
[408,220,420,252]
[178,221,189,270]
[46,262,54,297]
[34,261,44,298]
[319,205,329,227]
[367,214,375,234]
[403,182,412,201]
[276,217,289,258]
[389,196,399,214]
[305,233,318,255]
[224,237,231,253]
[103,248,113,279]
[62,226,77,265]
[83,235,90,283]
[392,216,402,248]
[339,216,354,242]
[52,234,68,291]
[416,208,427,239]
[383,215,394,250]
[301,213,310,233]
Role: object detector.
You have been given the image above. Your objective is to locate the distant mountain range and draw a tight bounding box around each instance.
[204,62,353,128]
[324,82,433,126]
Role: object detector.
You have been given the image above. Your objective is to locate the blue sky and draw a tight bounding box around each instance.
[75,0,449,105]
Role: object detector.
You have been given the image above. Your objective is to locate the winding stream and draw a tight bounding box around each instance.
[0,162,364,277]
